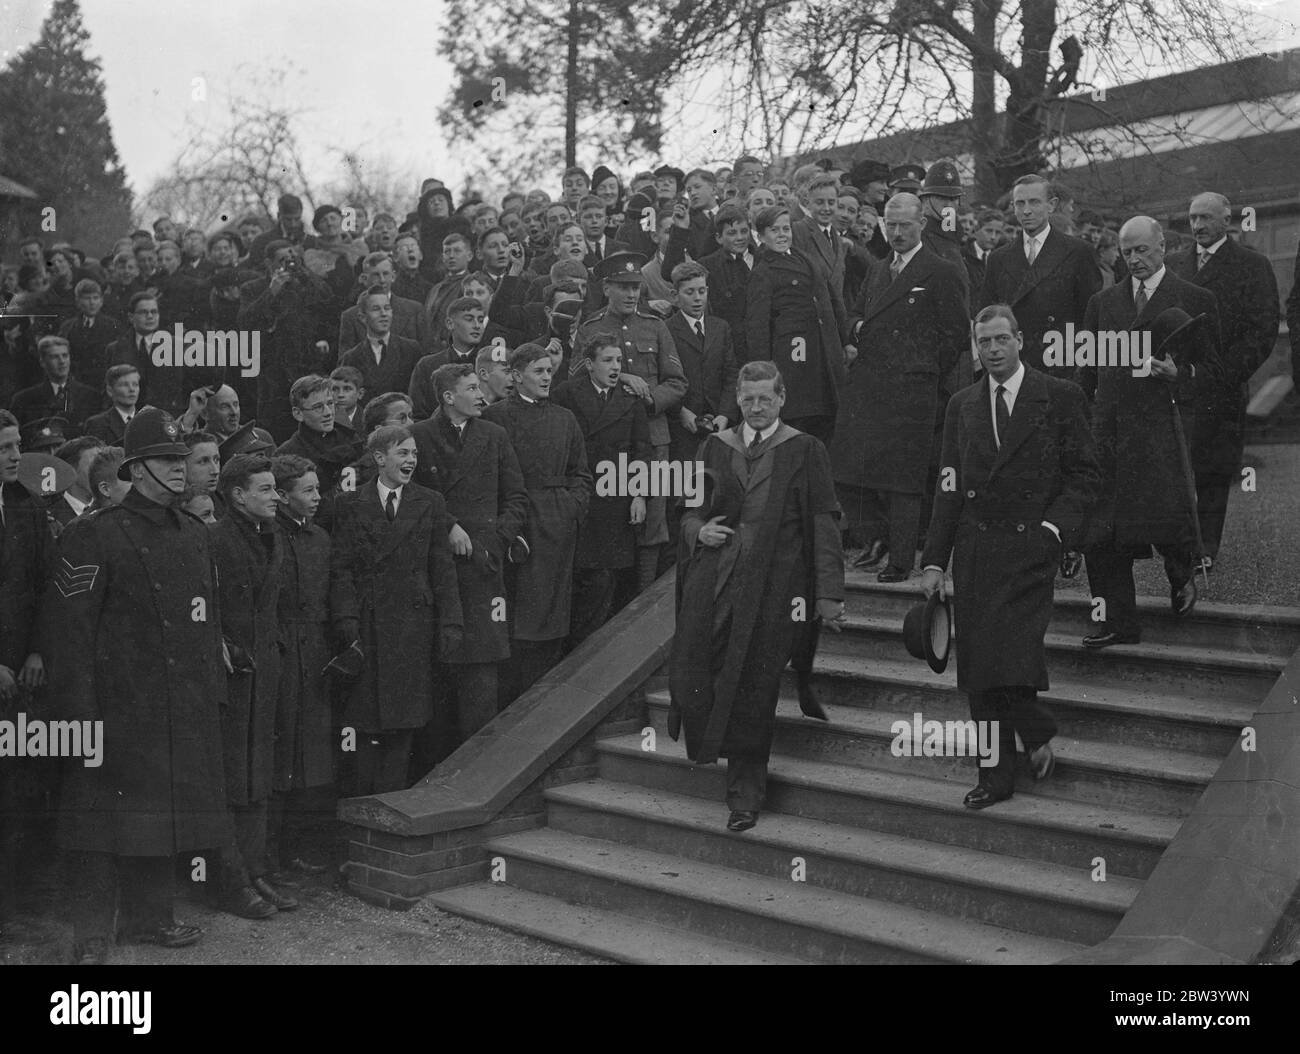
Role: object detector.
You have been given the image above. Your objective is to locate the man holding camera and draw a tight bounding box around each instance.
[238,242,335,443]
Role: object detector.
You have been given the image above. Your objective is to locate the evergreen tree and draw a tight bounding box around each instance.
[0,0,132,256]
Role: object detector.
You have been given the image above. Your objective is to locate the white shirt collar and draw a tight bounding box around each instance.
[989,361,1026,402]
[1133,265,1166,297]
[376,480,403,506]
[517,391,537,404]
[116,406,135,423]
[894,242,922,269]
[1024,226,1049,251]
[1201,236,1227,256]
[741,420,780,445]
[64,491,90,516]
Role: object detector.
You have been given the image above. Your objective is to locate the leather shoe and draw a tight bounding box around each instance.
[1171,578,1197,617]
[74,937,111,964]
[1081,631,1140,649]
[876,564,909,583]
[253,876,299,911]
[797,679,828,721]
[1028,742,1055,780]
[726,810,758,832]
[125,922,203,948]
[963,785,1011,809]
[852,540,888,570]
[221,885,277,919]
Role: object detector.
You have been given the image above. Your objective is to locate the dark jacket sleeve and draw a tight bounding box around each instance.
[1044,381,1102,549]
[426,493,463,632]
[920,395,964,572]
[494,434,529,556]
[745,264,774,363]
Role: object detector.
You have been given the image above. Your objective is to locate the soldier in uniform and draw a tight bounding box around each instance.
[574,252,686,589]
[42,407,232,964]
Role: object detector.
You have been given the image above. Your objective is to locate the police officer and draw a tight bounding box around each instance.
[42,407,233,964]
[574,252,687,589]
[919,159,970,298]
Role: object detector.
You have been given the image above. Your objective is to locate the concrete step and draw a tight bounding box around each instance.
[822,611,1282,702]
[644,691,1217,818]
[545,780,1140,945]
[843,573,1300,658]
[596,734,1177,879]
[484,827,1084,964]
[779,653,1252,758]
[429,882,805,964]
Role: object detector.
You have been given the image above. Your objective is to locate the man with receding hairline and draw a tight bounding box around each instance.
[1076,215,1223,648]
[1169,192,1279,571]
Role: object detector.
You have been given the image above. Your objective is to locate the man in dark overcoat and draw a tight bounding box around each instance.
[411,364,528,752]
[484,344,592,703]
[1076,216,1223,647]
[1169,192,1280,569]
[979,175,1101,378]
[274,374,363,532]
[238,242,336,442]
[920,305,1100,808]
[329,424,463,793]
[745,205,851,446]
[267,455,334,877]
[553,333,652,646]
[210,453,292,917]
[830,193,968,581]
[670,361,844,833]
[42,407,231,963]
[0,410,52,940]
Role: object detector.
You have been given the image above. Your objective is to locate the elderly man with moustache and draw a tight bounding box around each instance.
[1075,216,1223,648]
[1168,192,1280,572]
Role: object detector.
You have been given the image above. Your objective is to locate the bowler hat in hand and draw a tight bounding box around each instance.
[902,591,952,673]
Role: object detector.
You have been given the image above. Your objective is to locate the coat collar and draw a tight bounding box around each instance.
[961,366,1050,477]
[1007,226,1069,305]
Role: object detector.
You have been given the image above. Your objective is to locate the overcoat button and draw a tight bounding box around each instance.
[153,583,162,591]
[978,522,987,531]
[1016,523,1025,532]
[966,490,976,498]
[167,658,175,666]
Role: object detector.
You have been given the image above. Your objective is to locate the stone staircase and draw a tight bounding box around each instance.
[430,576,1300,964]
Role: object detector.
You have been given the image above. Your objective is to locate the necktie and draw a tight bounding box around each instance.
[994,385,1010,449]
[890,254,903,281]
[385,491,397,523]
[693,320,704,340]
[1026,237,1038,266]
[84,317,92,329]
[747,432,763,458]
[1197,250,1210,271]
[823,227,833,243]
[1134,282,1148,316]
[138,337,147,360]
[592,241,602,261]
[598,387,608,402]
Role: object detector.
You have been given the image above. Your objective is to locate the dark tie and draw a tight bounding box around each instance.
[693,320,704,340]
[385,491,397,523]
[598,387,608,402]
[747,432,763,458]
[1026,238,1038,266]
[84,317,92,329]
[994,385,1010,449]
[592,241,602,261]
[138,337,147,360]
[1134,282,1148,316]
[890,254,904,281]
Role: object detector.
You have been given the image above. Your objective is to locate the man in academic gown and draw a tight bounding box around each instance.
[669,361,844,832]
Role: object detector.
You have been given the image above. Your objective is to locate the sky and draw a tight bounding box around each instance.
[2,0,1299,213]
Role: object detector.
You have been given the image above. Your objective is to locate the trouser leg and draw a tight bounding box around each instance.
[68,850,118,944]
[454,663,499,738]
[1157,541,1193,591]
[725,756,768,813]
[885,491,922,572]
[568,568,617,648]
[119,856,175,933]
[355,730,415,796]
[968,690,1017,798]
[1084,543,1139,638]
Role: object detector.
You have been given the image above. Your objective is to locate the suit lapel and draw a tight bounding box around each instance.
[378,484,424,557]
[863,251,930,323]
[1009,229,1066,305]
[962,383,998,468]
[990,368,1048,476]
